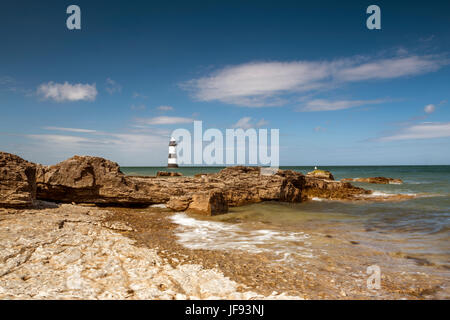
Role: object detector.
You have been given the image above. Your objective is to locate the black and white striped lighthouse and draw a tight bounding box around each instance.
[168,137,178,168]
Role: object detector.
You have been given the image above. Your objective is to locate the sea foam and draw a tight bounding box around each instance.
[170,213,314,261]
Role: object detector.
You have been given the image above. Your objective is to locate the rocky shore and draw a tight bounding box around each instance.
[0,202,300,299]
[1,151,435,300]
[1,152,412,214]
[341,177,403,184]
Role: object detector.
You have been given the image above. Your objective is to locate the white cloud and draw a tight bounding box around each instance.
[37,82,97,102]
[232,117,269,129]
[136,116,194,125]
[184,61,330,107]
[26,134,96,144]
[23,130,169,165]
[105,78,122,94]
[157,105,174,111]
[424,104,436,114]
[300,99,386,112]
[336,56,442,82]
[378,122,450,141]
[42,126,97,133]
[183,54,447,107]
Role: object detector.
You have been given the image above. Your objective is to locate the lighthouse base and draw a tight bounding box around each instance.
[168,164,179,168]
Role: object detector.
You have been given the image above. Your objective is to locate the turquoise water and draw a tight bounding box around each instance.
[122,166,450,270]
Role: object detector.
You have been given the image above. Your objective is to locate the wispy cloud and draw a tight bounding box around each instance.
[132,92,148,99]
[335,56,442,82]
[42,126,97,133]
[183,61,329,107]
[37,82,97,102]
[105,78,122,94]
[26,134,97,145]
[232,117,269,129]
[378,122,450,141]
[136,116,194,125]
[300,99,386,112]
[183,54,447,107]
[0,76,15,85]
[0,76,32,95]
[22,129,170,165]
[157,105,174,111]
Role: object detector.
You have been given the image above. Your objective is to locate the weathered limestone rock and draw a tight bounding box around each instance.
[0,152,36,207]
[0,203,301,300]
[306,169,334,181]
[30,156,376,210]
[3,152,414,213]
[303,177,371,200]
[36,156,151,205]
[186,190,228,216]
[341,177,403,184]
[156,171,183,177]
[166,195,192,211]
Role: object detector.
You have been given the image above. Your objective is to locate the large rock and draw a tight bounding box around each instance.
[187,190,228,216]
[0,152,36,207]
[306,169,334,180]
[36,156,150,205]
[303,177,370,200]
[166,195,192,211]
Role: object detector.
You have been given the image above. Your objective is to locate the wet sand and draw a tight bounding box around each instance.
[104,206,449,299]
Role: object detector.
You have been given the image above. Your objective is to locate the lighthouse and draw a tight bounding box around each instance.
[168,137,178,168]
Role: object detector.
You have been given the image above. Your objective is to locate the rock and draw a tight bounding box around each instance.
[341,177,403,184]
[187,190,228,216]
[0,152,36,208]
[36,155,152,205]
[306,169,334,180]
[2,152,396,212]
[156,171,183,177]
[0,204,303,300]
[303,177,371,200]
[31,155,376,209]
[166,195,192,211]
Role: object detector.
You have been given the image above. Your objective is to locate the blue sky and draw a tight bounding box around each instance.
[0,0,449,166]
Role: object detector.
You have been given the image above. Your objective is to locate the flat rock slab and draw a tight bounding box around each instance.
[0,203,300,300]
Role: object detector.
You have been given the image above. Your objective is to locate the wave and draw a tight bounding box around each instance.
[170,213,314,261]
[150,203,167,208]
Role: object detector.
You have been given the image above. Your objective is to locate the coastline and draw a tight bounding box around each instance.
[105,205,449,300]
[1,202,447,299]
[1,152,449,300]
[0,202,299,300]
